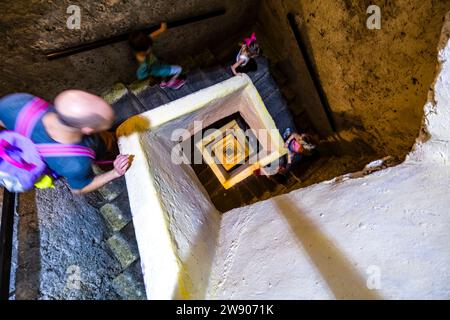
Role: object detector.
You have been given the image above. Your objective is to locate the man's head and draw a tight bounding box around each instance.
[54,90,115,135]
[129,31,153,62]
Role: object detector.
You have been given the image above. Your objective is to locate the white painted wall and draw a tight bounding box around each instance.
[117,76,258,299]
[206,12,450,300]
[207,162,450,299]
[142,126,221,299]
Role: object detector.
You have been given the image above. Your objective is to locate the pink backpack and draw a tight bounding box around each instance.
[0,97,97,192]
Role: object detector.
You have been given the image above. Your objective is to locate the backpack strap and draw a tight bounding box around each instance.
[36,144,96,159]
[14,97,99,161]
[0,139,37,171]
[15,97,50,138]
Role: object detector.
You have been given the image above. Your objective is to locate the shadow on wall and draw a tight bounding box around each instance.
[142,133,222,300]
[172,207,221,300]
[15,190,41,300]
[167,156,222,300]
[274,197,382,300]
[318,134,377,158]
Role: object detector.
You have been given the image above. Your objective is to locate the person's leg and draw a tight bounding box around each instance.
[164,65,185,89]
[166,65,182,84]
[283,128,292,141]
[152,64,184,89]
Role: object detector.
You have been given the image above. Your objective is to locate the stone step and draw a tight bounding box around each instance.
[106,222,139,270]
[102,83,129,105]
[253,71,278,101]
[162,81,194,101]
[259,190,275,202]
[111,91,147,128]
[211,182,255,212]
[215,193,245,213]
[268,175,289,192]
[275,60,299,82]
[99,191,133,233]
[234,184,257,207]
[260,90,295,135]
[98,176,126,203]
[201,65,233,86]
[246,56,270,83]
[195,164,215,183]
[202,172,220,192]
[273,106,297,137]
[135,84,171,111]
[112,260,146,300]
[186,69,216,92]
[128,78,154,97]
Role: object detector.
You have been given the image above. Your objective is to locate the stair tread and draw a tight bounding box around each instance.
[135,85,171,110]
[112,92,146,127]
[163,83,193,101]
[246,56,270,83]
[186,69,216,92]
[253,71,278,100]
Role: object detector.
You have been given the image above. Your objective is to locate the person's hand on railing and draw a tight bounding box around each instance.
[113,154,131,177]
[150,22,168,39]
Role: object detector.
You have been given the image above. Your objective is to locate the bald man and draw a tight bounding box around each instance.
[0,91,130,194]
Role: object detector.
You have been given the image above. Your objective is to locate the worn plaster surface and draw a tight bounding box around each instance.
[206,11,450,300]
[257,0,450,159]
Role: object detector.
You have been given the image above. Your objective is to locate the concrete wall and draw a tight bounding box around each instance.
[257,0,450,159]
[142,128,221,299]
[117,76,259,299]
[208,162,450,299]
[0,0,257,100]
[206,10,450,300]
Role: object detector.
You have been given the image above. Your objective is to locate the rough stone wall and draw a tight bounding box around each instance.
[32,182,121,299]
[256,1,335,137]
[0,0,257,100]
[257,0,450,158]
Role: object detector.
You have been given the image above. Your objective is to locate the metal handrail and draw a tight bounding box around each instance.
[0,189,16,300]
[45,8,226,60]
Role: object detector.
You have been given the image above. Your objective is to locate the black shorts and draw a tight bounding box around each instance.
[236,58,258,73]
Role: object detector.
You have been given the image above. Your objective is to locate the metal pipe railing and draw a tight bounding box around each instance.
[0,189,16,300]
[45,8,226,60]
